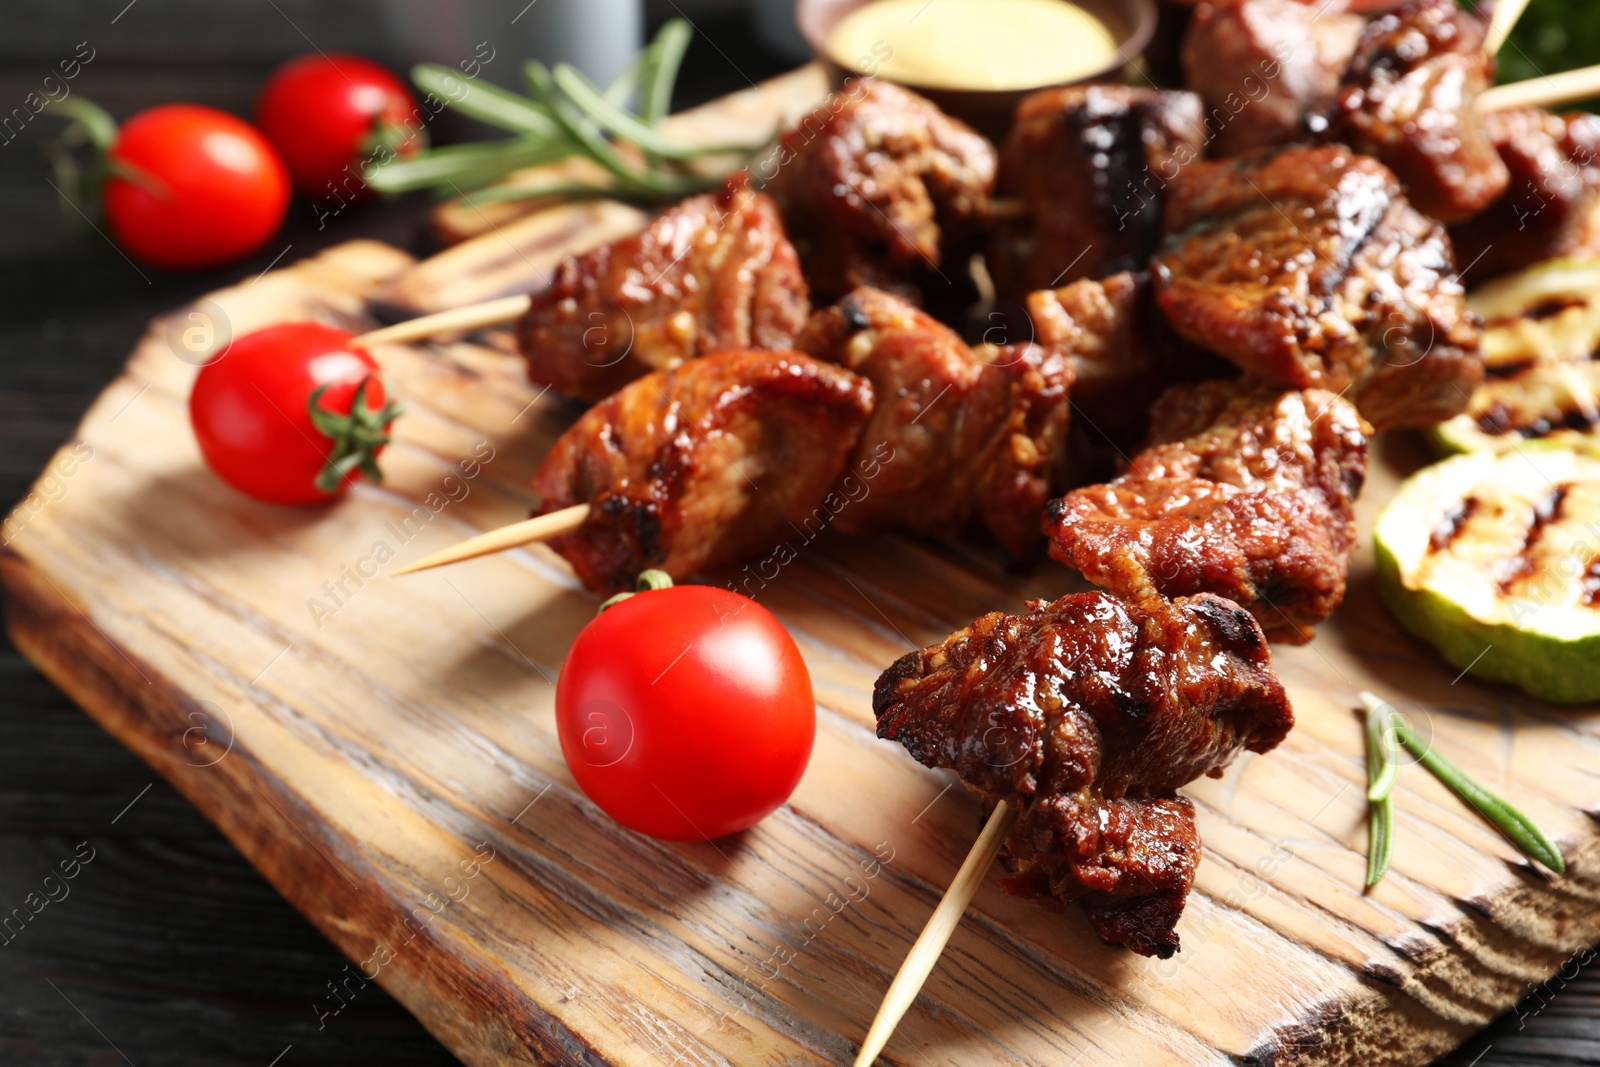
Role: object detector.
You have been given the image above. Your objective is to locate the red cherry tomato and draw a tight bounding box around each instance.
[104,104,290,270]
[189,323,401,506]
[256,53,420,201]
[556,580,816,841]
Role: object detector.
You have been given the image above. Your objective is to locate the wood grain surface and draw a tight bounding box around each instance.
[4,221,1600,1066]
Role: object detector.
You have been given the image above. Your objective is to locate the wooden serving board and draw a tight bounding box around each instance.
[5,77,1600,1067]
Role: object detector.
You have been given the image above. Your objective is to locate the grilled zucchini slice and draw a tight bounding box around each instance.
[1435,257,1600,456]
[1375,448,1600,704]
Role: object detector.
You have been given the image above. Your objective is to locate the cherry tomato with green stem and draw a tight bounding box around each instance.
[255,53,421,202]
[556,572,816,841]
[189,322,403,506]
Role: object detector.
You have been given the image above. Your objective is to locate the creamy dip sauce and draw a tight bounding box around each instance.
[828,0,1121,92]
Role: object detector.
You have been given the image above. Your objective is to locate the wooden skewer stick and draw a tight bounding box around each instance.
[852,802,1019,1067]
[349,294,532,349]
[1484,0,1531,56]
[1479,62,1600,115]
[390,504,590,576]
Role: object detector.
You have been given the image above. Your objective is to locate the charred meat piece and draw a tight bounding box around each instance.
[875,590,1295,957]
[1181,0,1365,155]
[990,86,1206,301]
[518,176,810,404]
[1044,380,1369,644]
[530,350,874,596]
[1329,0,1508,224]
[767,79,996,304]
[1152,145,1482,431]
[798,287,1074,557]
[1450,109,1600,282]
[1027,271,1234,459]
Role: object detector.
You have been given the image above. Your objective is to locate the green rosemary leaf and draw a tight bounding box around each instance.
[366,137,571,195]
[1359,692,1400,803]
[1391,712,1566,874]
[640,18,693,127]
[524,61,707,197]
[412,65,560,138]
[1366,794,1393,888]
[551,63,769,161]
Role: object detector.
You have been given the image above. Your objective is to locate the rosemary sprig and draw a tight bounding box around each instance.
[1357,692,1566,884]
[1363,697,1397,887]
[366,19,767,205]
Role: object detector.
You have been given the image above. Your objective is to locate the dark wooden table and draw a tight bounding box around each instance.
[0,2,1596,1064]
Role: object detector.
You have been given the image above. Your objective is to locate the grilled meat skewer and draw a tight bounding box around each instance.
[517,176,811,404]
[531,350,875,595]
[797,287,1074,557]
[767,78,997,306]
[1329,0,1509,224]
[1152,144,1481,432]
[1044,379,1370,644]
[874,590,1295,957]
[989,85,1206,300]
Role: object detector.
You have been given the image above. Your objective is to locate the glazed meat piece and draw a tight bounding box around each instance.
[1044,381,1369,643]
[518,176,810,403]
[1182,0,1366,156]
[531,350,873,595]
[875,590,1295,957]
[1152,145,1482,431]
[1450,109,1600,281]
[798,288,1074,557]
[767,79,996,304]
[990,86,1206,301]
[1329,0,1508,224]
[1027,271,1233,457]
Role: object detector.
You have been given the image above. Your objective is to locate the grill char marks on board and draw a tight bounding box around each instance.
[1498,484,1572,595]
[530,350,875,596]
[1152,145,1482,432]
[872,590,1294,958]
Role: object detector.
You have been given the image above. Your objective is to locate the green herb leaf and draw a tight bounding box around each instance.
[366,137,571,195]
[1360,693,1400,803]
[551,62,770,161]
[1366,794,1393,888]
[639,18,693,127]
[1390,713,1565,874]
[411,65,560,138]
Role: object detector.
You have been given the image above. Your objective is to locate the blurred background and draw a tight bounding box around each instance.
[2,1,1599,1065]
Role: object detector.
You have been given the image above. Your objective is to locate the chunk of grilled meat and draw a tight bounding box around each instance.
[798,287,1074,557]
[1329,0,1508,224]
[1027,271,1234,461]
[1450,109,1600,282]
[1182,0,1365,156]
[1044,380,1369,644]
[875,590,1295,957]
[530,350,873,596]
[517,176,810,404]
[1152,145,1482,432]
[767,79,996,305]
[990,86,1206,301]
